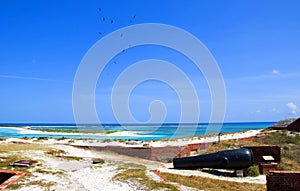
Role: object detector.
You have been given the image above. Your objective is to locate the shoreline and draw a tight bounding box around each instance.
[0,126,138,137]
[0,126,263,148]
[0,122,273,142]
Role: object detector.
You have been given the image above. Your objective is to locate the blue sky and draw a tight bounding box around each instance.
[0,0,299,123]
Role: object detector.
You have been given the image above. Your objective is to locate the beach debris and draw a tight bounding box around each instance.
[10,160,37,167]
[37,136,48,140]
[92,158,105,164]
[153,169,160,176]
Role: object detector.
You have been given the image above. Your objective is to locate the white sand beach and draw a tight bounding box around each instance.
[0,126,138,137]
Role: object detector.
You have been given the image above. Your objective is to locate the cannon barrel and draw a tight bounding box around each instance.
[173,148,253,169]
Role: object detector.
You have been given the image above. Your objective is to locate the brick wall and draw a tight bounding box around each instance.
[187,143,201,152]
[150,146,189,162]
[286,118,300,132]
[84,143,279,164]
[243,146,280,164]
[259,163,278,175]
[0,173,13,184]
[90,145,187,162]
[0,170,26,190]
[185,142,214,152]
[267,171,300,191]
[90,146,152,159]
[238,135,266,141]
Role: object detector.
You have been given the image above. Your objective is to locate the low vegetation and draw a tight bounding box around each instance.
[0,143,51,170]
[202,139,263,154]
[0,143,65,190]
[35,168,65,175]
[45,149,67,157]
[45,149,84,161]
[160,172,266,191]
[0,142,51,152]
[246,165,260,177]
[0,154,28,170]
[6,179,56,190]
[253,130,300,170]
[5,173,32,190]
[114,163,178,191]
[40,129,118,134]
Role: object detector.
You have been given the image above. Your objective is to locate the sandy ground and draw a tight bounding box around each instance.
[0,129,266,191]
[2,126,138,137]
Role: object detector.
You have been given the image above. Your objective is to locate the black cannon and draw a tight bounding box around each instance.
[173,148,253,170]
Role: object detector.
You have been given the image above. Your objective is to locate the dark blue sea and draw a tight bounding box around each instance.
[0,122,275,141]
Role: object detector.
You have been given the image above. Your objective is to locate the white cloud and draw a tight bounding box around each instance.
[286,102,299,115]
[272,69,280,75]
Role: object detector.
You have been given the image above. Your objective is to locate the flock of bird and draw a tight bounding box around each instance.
[98,7,136,35]
[97,7,137,65]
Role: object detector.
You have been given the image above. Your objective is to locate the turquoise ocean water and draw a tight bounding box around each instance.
[0,122,275,141]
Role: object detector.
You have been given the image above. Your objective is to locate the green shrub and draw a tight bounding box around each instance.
[246,166,260,177]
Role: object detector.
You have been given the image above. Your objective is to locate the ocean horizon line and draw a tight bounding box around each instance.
[0,121,276,127]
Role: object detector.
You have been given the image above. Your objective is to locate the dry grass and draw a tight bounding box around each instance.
[203,139,264,154]
[253,130,300,170]
[160,172,266,191]
[6,179,56,190]
[0,154,27,169]
[45,149,67,157]
[114,163,178,191]
[278,156,300,170]
[0,143,50,171]
[0,142,51,152]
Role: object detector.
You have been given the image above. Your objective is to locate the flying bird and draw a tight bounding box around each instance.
[130,15,136,23]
